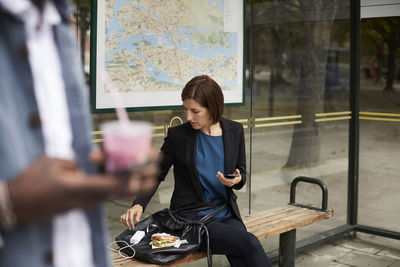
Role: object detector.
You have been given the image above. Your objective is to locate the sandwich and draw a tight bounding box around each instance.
[151,233,177,248]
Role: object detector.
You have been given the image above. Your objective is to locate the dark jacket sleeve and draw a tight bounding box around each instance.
[233,124,246,190]
[132,128,175,210]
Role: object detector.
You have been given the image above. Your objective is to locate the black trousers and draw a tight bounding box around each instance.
[205,216,272,267]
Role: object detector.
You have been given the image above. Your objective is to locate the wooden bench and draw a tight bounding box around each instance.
[112,176,334,267]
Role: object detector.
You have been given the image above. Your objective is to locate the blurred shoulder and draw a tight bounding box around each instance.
[167,122,194,137]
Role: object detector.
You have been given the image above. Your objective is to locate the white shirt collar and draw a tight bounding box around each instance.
[0,0,61,26]
[0,0,31,17]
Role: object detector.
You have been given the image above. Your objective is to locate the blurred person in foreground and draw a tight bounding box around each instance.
[120,75,272,267]
[0,0,158,266]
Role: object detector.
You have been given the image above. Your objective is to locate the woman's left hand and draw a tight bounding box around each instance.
[216,169,242,187]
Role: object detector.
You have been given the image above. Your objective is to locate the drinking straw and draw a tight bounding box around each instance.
[103,71,130,124]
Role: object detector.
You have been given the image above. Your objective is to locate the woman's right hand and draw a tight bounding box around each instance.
[120,204,143,230]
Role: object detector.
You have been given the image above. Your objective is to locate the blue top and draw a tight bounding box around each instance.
[195,131,231,221]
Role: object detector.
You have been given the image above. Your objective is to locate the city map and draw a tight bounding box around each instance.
[96,0,243,109]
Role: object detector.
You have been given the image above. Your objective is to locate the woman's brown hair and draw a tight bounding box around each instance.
[181,75,224,124]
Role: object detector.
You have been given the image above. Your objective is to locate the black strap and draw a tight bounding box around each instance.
[201,224,212,267]
[168,198,227,267]
[173,196,225,214]
[198,202,227,224]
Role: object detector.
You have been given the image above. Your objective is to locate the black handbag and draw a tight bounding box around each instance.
[115,199,227,266]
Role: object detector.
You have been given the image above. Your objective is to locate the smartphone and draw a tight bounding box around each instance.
[224,173,239,179]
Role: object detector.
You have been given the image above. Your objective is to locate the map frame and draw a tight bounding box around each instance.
[90,0,246,113]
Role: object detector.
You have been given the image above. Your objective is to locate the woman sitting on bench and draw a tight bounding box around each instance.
[120,75,272,267]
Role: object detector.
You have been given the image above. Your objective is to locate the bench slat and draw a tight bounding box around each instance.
[249,208,333,239]
[112,205,333,267]
[243,206,307,228]
[244,205,299,222]
[245,206,332,230]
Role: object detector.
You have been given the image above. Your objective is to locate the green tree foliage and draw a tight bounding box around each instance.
[362,17,400,91]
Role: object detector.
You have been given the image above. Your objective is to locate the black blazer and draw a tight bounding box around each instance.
[134,117,246,221]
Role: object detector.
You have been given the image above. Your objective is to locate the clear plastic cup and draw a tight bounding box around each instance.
[101,121,153,174]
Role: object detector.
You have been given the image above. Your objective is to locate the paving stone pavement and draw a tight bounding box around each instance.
[162,233,400,267]
[293,233,400,267]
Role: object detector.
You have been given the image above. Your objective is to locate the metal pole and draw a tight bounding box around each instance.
[248,0,254,215]
[279,230,296,267]
[348,0,360,226]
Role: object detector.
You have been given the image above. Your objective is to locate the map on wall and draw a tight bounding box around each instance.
[95,0,244,110]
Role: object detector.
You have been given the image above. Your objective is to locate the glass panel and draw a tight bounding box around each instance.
[83,0,352,254]
[359,15,400,232]
[250,0,350,251]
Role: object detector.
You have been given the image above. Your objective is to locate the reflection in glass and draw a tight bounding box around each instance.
[250,0,350,251]
[359,16,400,233]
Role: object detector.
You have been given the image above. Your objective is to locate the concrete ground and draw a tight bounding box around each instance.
[292,233,400,267]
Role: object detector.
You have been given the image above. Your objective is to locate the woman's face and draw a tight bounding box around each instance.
[183,99,211,131]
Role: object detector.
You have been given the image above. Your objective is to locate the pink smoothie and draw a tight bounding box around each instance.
[101,121,152,173]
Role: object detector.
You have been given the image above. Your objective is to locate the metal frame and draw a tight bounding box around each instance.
[89,0,247,113]
[276,177,331,266]
[348,0,360,227]
[289,176,329,212]
[248,0,255,216]
[355,225,400,240]
[279,230,296,267]
[267,225,353,262]
[264,0,400,261]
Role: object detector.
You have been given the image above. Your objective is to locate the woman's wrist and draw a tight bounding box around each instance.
[133,204,143,211]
